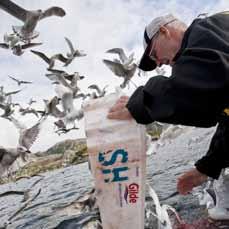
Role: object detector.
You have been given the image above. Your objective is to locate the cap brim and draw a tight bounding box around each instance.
[138,46,157,71]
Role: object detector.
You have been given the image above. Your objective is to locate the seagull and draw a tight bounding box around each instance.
[0,0,66,42]
[13,43,42,56]
[0,42,42,56]
[55,86,84,125]
[55,125,79,135]
[0,87,21,105]
[31,50,67,69]
[43,96,64,118]
[0,146,30,176]
[61,91,84,122]
[18,107,40,118]
[103,59,137,88]
[147,184,182,229]
[106,48,134,67]
[46,71,82,97]
[192,179,216,210]
[28,98,36,106]
[88,84,108,98]
[63,37,87,66]
[8,115,47,152]
[54,119,66,129]
[47,68,85,82]
[0,99,14,118]
[74,92,91,100]
[8,75,32,86]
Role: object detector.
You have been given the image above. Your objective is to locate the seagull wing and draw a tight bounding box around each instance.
[106,48,127,63]
[21,42,42,49]
[103,59,125,77]
[47,68,65,74]
[30,50,50,64]
[8,75,19,83]
[64,37,75,55]
[45,73,59,82]
[64,74,74,81]
[39,7,66,20]
[147,184,164,225]
[20,119,43,150]
[5,89,21,96]
[88,84,101,94]
[46,74,69,88]
[20,80,32,84]
[0,43,9,49]
[53,53,68,63]
[0,0,27,22]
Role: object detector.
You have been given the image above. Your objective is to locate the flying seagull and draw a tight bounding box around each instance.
[0,146,30,176]
[0,0,66,42]
[46,72,82,97]
[8,115,47,152]
[8,75,32,86]
[19,107,40,118]
[47,68,85,82]
[103,59,137,88]
[88,84,108,98]
[0,87,21,105]
[0,42,42,56]
[28,98,36,106]
[106,48,134,67]
[55,125,79,135]
[43,96,64,118]
[62,37,87,66]
[0,98,14,118]
[55,86,84,126]
[31,50,67,69]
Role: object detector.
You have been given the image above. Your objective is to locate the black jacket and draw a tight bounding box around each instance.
[127,12,229,179]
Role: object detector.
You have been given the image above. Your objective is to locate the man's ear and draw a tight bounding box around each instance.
[159,26,170,38]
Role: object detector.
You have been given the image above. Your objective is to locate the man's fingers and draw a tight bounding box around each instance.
[119,96,129,101]
[107,107,132,120]
[109,101,127,112]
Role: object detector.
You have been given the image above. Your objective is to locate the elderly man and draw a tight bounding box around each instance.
[107,12,229,219]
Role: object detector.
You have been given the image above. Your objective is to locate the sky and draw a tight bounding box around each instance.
[0,0,228,152]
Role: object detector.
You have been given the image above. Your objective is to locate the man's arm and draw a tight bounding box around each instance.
[195,116,229,179]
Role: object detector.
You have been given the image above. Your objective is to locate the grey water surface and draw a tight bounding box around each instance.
[0,127,215,228]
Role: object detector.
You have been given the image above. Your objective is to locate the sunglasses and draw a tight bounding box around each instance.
[148,32,159,62]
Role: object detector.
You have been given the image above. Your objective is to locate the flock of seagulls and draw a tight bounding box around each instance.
[0,0,66,42]
[0,0,121,178]
[0,1,185,228]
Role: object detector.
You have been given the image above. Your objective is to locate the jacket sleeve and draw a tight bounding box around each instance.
[127,48,228,127]
[195,116,229,179]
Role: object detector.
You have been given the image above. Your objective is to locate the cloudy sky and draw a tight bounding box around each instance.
[0,0,228,152]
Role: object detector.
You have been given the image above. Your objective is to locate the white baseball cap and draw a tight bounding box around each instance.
[139,14,177,71]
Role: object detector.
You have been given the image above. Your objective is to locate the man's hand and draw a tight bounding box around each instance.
[107,96,133,120]
[177,168,208,195]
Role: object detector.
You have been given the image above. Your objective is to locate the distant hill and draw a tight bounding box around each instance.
[35,138,87,157]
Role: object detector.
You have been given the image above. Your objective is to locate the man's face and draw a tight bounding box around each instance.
[148,27,178,67]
